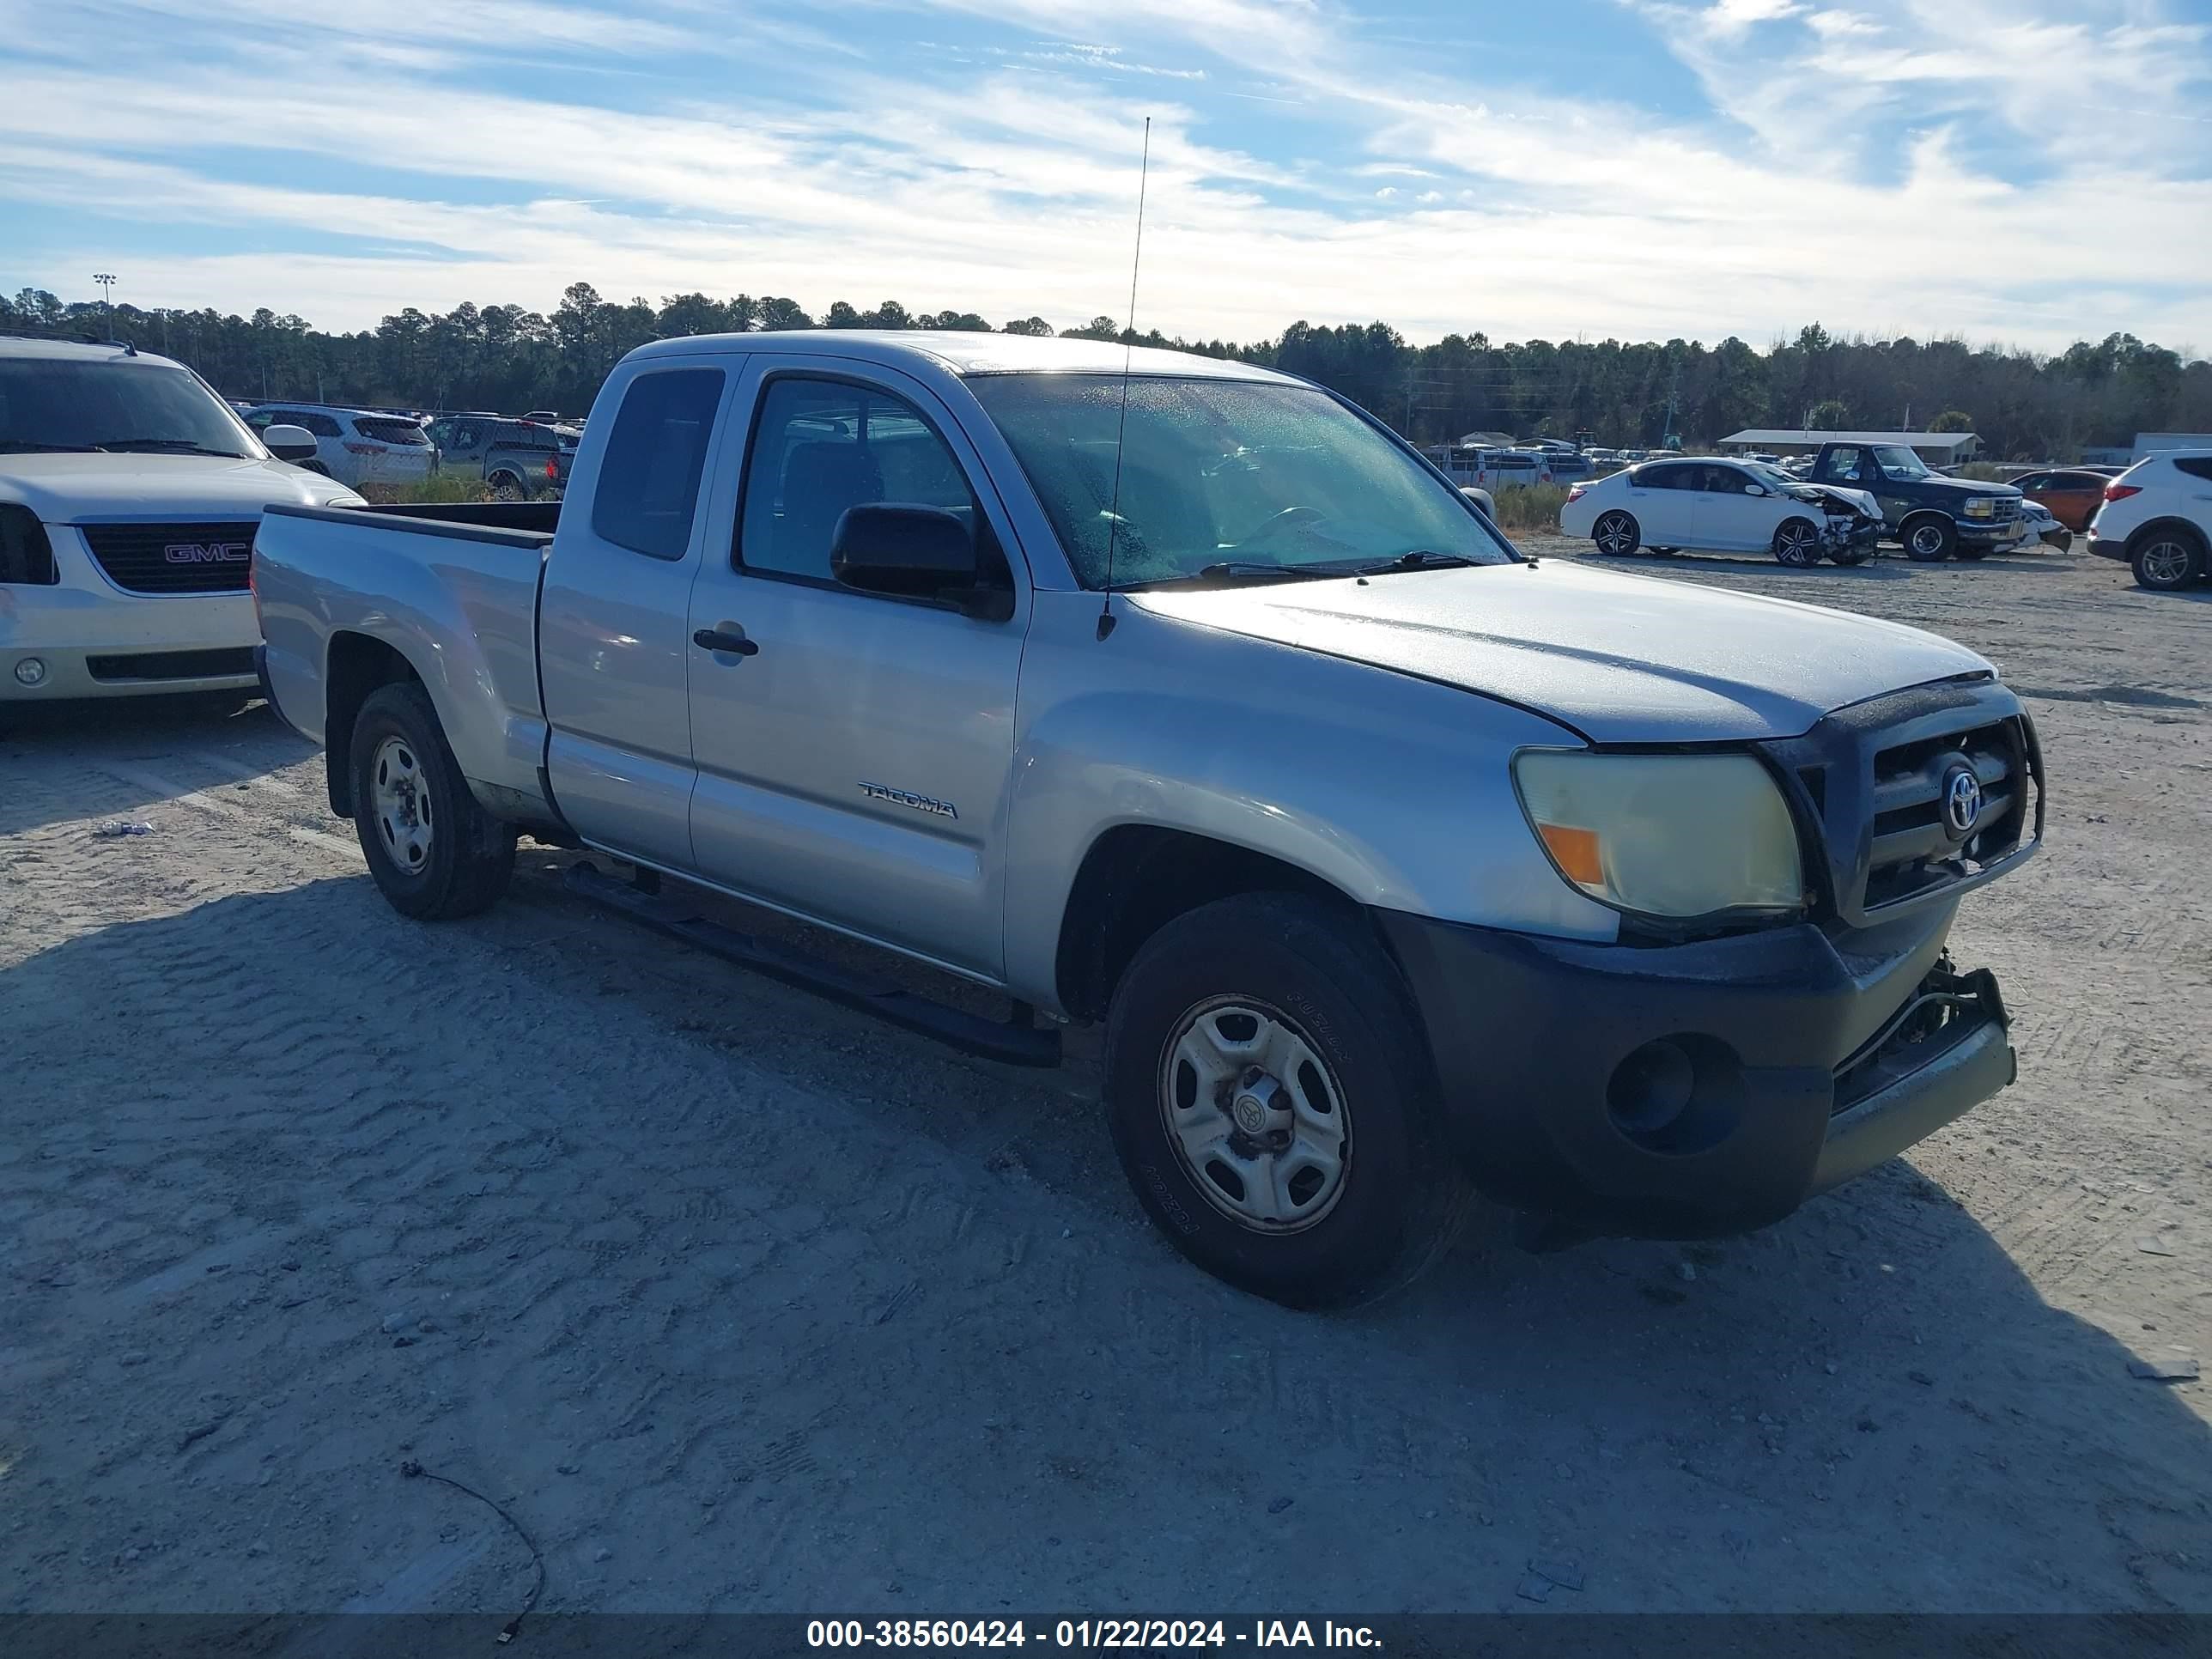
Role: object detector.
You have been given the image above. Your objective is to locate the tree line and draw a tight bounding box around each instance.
[7,282,2206,460]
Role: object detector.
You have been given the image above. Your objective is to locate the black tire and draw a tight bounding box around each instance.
[1590,510,1640,557]
[1102,893,1475,1310]
[488,471,526,502]
[349,682,515,920]
[2130,526,2205,592]
[1772,518,1822,568]
[1902,514,1956,562]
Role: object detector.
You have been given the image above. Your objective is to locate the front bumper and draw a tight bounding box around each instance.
[2,573,260,701]
[1378,906,2015,1239]
[1955,518,2019,545]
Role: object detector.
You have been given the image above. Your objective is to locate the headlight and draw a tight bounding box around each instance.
[1964,497,1996,519]
[1513,751,1806,921]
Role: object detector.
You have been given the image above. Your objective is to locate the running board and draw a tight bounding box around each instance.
[563,861,1062,1068]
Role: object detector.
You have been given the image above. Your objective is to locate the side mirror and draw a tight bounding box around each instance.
[262,424,319,464]
[1744,483,1769,496]
[832,503,1005,616]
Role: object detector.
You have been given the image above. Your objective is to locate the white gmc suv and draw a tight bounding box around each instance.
[0,337,362,702]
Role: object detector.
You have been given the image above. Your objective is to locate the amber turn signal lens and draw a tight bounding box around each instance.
[1536,822,1604,887]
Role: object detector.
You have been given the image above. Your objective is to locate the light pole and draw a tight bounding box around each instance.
[93,272,117,336]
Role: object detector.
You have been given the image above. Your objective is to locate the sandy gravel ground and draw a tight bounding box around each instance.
[2,542,2208,1620]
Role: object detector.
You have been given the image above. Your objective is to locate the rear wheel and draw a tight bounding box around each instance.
[1590,511,1640,556]
[350,683,515,920]
[1902,515,1956,562]
[488,471,526,502]
[1102,893,1475,1309]
[2132,528,2206,591]
[1772,518,1822,568]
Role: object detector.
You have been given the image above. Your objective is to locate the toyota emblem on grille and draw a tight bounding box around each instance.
[163,542,251,564]
[1942,765,1984,840]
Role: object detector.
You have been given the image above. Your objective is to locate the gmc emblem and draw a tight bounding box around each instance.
[163,541,252,565]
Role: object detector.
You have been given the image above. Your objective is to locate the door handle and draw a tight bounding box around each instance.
[692,627,759,658]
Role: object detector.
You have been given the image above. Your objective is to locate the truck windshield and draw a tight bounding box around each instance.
[0,359,258,458]
[966,374,1517,586]
[1869,446,1934,479]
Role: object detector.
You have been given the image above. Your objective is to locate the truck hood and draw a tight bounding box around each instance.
[1131,560,1994,743]
[1905,474,2017,501]
[0,453,363,521]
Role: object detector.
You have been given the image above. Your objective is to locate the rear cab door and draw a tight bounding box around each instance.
[682,354,1031,982]
[538,356,738,871]
[1625,459,1696,543]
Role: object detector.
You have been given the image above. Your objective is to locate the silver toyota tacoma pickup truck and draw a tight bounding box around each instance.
[252,331,2044,1308]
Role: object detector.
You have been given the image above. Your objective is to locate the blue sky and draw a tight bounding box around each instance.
[3,0,2208,351]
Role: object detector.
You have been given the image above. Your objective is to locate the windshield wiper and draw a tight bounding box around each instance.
[93,438,248,457]
[1334,550,1485,576]
[0,441,103,453]
[1127,561,1346,589]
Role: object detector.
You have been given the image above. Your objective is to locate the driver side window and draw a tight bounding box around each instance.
[738,377,978,585]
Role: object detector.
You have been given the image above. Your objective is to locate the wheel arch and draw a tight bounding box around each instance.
[324,632,427,817]
[2127,516,2209,556]
[1054,826,1375,1023]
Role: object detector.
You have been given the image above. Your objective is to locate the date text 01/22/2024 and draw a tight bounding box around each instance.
[805,1620,1382,1649]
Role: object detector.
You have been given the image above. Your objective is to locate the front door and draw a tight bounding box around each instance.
[684,362,1030,981]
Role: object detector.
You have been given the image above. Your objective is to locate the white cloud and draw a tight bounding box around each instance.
[0,0,2206,351]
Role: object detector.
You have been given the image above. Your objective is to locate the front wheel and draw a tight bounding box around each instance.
[2132,529,2206,591]
[1902,515,1956,562]
[1590,511,1640,556]
[1772,518,1822,568]
[1103,894,1475,1309]
[350,683,516,920]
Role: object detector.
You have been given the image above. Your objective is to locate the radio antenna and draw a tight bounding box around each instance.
[1096,114,1152,642]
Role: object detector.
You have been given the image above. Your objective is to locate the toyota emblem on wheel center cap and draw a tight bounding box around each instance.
[1942,764,1984,840]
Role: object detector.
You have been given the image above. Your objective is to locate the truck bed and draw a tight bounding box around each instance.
[253,501,557,816]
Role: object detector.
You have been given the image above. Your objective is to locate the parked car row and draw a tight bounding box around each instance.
[233,399,580,497]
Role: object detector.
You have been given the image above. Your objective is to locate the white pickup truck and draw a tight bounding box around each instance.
[0,337,360,702]
[252,331,2044,1307]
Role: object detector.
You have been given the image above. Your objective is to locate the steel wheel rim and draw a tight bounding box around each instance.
[1910,524,1946,557]
[1157,996,1352,1234]
[1778,525,1817,565]
[1595,514,1633,555]
[371,735,433,874]
[2141,539,2191,585]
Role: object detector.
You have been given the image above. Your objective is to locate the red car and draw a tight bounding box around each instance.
[2006,467,2111,532]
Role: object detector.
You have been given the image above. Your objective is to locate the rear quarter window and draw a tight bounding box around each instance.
[590,368,726,561]
[356,416,429,446]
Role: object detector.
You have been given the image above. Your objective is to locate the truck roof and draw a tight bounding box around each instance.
[625,329,1296,384]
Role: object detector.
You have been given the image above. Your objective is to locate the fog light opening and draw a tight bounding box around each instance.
[13,657,46,688]
[1607,1034,1747,1155]
[1607,1039,1695,1136]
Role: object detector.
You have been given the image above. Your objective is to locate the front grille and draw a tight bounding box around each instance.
[78,520,259,594]
[84,647,257,683]
[1863,714,2032,910]
[1756,678,2042,928]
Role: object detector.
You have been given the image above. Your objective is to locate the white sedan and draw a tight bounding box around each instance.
[1559,457,1884,567]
